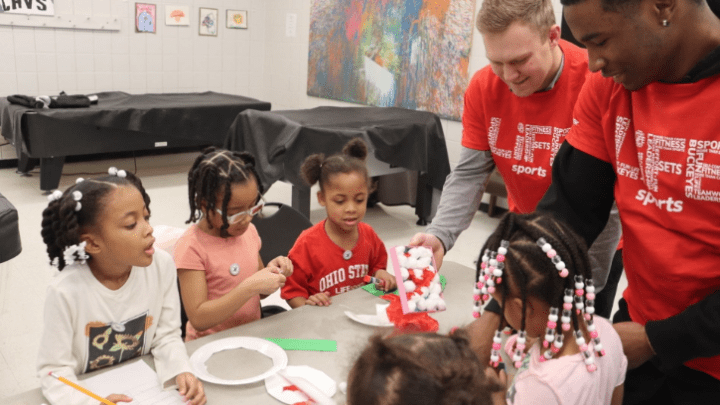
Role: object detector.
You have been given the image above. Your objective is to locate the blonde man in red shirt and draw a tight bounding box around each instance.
[410,0,622,358]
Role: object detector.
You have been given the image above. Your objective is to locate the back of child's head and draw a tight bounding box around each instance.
[300,138,370,190]
[474,212,606,371]
[186,147,263,228]
[41,168,150,270]
[347,330,498,405]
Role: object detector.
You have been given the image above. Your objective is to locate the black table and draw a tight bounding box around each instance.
[0,92,271,191]
[224,106,451,224]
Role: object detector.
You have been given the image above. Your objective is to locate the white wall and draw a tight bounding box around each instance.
[0,0,268,160]
[0,0,565,166]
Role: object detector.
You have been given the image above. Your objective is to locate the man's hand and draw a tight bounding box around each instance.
[614,321,656,369]
[409,233,445,270]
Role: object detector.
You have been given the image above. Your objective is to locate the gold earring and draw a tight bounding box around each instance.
[662,19,670,27]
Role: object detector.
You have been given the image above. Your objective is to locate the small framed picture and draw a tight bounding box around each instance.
[136,3,157,33]
[226,10,248,29]
[199,7,218,36]
[165,5,189,26]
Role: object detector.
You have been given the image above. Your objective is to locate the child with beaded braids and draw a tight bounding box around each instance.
[38,167,206,405]
[347,329,501,405]
[475,212,626,405]
[281,138,396,308]
[174,147,291,341]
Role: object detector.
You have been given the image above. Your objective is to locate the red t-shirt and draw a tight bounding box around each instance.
[281,220,389,299]
[568,71,720,378]
[462,40,589,213]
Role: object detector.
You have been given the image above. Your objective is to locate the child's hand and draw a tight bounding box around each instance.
[484,365,508,405]
[307,292,332,306]
[373,270,397,292]
[247,268,287,295]
[176,372,206,405]
[268,256,293,277]
[104,394,133,404]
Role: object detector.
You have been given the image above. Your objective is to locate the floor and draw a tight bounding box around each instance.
[0,152,626,399]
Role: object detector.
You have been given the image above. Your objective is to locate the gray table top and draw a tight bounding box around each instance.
[7,261,475,405]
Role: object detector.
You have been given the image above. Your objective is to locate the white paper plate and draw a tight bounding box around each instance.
[344,303,394,327]
[189,337,288,385]
[265,365,337,404]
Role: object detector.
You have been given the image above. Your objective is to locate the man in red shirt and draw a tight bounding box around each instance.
[538,0,720,402]
[410,0,622,340]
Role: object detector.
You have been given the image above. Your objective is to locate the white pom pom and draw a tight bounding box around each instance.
[428,293,440,301]
[406,258,419,269]
[594,343,603,352]
[117,169,127,178]
[400,267,409,280]
[420,286,429,297]
[416,298,427,311]
[430,283,442,295]
[398,255,408,268]
[433,273,440,283]
[425,298,438,311]
[339,382,347,394]
[417,257,431,268]
[427,265,436,273]
[408,247,421,258]
[108,167,118,175]
[72,190,82,201]
[436,298,446,311]
[403,280,416,292]
[75,202,82,212]
[407,300,417,312]
[410,293,422,302]
[75,177,84,184]
[412,268,424,279]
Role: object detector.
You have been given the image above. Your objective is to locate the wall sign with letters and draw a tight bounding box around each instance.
[0,0,55,16]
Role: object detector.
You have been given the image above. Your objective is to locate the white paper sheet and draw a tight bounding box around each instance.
[83,360,185,405]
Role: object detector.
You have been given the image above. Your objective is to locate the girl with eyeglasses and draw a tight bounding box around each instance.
[174,147,293,341]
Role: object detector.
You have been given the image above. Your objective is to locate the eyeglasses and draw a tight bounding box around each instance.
[216,198,265,224]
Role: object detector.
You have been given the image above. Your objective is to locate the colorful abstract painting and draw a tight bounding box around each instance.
[307,0,476,121]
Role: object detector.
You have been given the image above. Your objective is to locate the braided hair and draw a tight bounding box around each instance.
[186,147,264,236]
[40,171,150,271]
[347,330,500,405]
[475,212,604,371]
[300,138,372,190]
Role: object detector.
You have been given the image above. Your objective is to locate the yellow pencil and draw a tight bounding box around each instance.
[48,372,117,405]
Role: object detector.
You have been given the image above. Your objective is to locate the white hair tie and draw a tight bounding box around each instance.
[47,189,63,202]
[72,191,83,211]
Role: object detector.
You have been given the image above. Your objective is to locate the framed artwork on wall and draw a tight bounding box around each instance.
[135,3,156,33]
[226,10,248,29]
[199,7,218,36]
[165,5,189,26]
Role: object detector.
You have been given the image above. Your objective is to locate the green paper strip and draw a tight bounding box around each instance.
[361,274,447,297]
[264,338,337,352]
